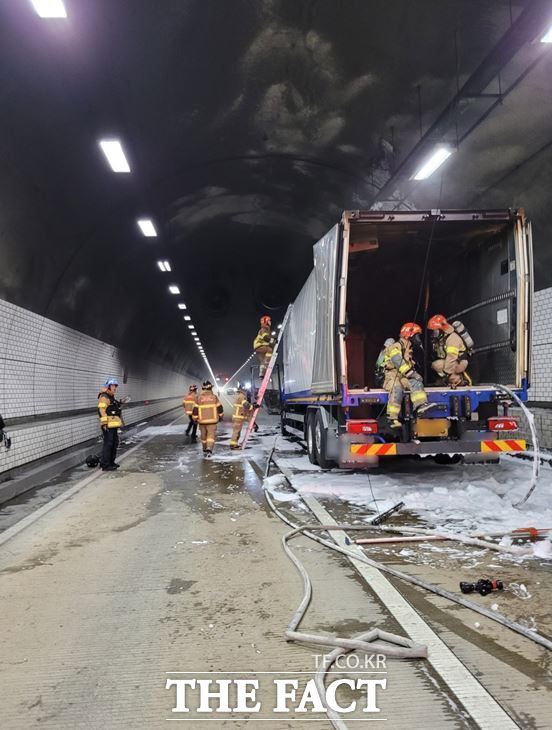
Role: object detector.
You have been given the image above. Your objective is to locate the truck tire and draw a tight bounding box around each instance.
[314,410,333,470]
[306,413,318,465]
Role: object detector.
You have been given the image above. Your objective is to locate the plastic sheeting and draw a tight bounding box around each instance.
[312,224,339,393]
[283,271,316,395]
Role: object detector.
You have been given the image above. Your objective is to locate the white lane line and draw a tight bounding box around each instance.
[0,414,184,549]
[273,458,519,730]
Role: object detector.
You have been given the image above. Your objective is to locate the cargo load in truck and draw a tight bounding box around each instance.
[280,209,532,469]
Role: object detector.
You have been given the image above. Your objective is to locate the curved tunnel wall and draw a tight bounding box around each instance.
[0,296,199,478]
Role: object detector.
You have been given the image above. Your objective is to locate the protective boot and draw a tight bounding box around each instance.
[416,402,435,416]
[387,417,402,429]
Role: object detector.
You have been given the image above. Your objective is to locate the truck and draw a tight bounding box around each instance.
[280,209,532,468]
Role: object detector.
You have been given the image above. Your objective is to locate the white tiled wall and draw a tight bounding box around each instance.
[0,298,197,475]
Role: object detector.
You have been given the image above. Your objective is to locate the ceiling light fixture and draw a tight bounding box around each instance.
[31,0,67,18]
[541,26,552,42]
[412,146,453,180]
[183,315,191,321]
[137,219,157,237]
[98,139,131,173]
[187,325,194,330]
[157,260,171,272]
[169,285,180,295]
[177,303,187,310]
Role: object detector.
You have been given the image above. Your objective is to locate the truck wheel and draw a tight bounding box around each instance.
[306,414,318,465]
[314,411,333,470]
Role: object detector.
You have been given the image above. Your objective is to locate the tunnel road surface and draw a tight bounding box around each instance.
[0,416,547,728]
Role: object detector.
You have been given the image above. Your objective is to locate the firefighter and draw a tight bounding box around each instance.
[183,384,198,442]
[382,323,433,428]
[253,315,274,377]
[229,383,254,449]
[97,377,124,471]
[428,314,472,387]
[192,381,224,456]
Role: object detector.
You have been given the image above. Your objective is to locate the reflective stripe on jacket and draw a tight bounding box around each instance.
[183,392,197,415]
[443,331,467,374]
[253,326,272,351]
[232,392,252,422]
[192,392,223,425]
[97,391,123,429]
[382,339,414,377]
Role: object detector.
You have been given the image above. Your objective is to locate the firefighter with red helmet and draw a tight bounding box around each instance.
[192,381,224,456]
[253,315,274,377]
[427,314,472,387]
[382,323,432,428]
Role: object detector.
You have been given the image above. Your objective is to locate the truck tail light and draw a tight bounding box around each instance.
[346,420,378,435]
[488,417,519,432]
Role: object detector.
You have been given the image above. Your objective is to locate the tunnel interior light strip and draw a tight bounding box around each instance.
[137,219,157,237]
[187,324,194,330]
[183,315,191,321]
[98,139,131,173]
[177,303,187,310]
[412,146,453,180]
[169,285,180,295]
[157,260,171,272]
[31,0,67,18]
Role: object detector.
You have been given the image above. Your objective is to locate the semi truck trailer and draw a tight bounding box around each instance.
[280,209,532,468]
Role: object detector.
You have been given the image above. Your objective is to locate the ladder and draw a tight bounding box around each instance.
[240,304,292,449]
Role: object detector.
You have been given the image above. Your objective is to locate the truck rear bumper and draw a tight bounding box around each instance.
[349,439,526,457]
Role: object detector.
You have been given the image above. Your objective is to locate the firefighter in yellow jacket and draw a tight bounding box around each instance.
[229,383,254,449]
[428,314,471,387]
[183,384,198,442]
[382,323,432,428]
[192,381,224,456]
[254,315,274,376]
[97,377,124,471]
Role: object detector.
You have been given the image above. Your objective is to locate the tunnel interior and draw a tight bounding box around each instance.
[345,219,518,389]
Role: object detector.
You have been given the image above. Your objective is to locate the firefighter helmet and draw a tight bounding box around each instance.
[427,314,449,331]
[202,380,213,390]
[399,322,422,339]
[85,454,100,468]
[260,315,271,328]
[189,384,198,392]
[104,377,119,387]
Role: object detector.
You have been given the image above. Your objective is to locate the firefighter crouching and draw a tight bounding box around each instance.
[229,383,254,450]
[183,384,198,442]
[192,381,223,456]
[98,377,123,471]
[428,314,473,387]
[254,315,274,377]
[383,323,432,428]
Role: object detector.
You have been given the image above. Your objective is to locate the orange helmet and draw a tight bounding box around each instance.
[260,315,271,328]
[427,314,449,331]
[399,322,422,339]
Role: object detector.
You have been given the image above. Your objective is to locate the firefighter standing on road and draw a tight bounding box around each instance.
[383,323,432,428]
[192,381,224,456]
[229,383,254,449]
[253,315,274,377]
[98,377,123,471]
[428,314,472,387]
[183,384,198,442]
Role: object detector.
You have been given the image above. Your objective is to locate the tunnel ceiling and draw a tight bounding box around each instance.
[1,0,551,376]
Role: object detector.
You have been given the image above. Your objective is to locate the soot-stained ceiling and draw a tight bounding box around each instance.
[0,0,550,376]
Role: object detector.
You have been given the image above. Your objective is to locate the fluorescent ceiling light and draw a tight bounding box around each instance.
[98,139,131,173]
[412,146,453,180]
[191,331,197,336]
[157,260,171,272]
[137,219,157,237]
[541,26,552,42]
[187,325,194,330]
[183,315,191,321]
[177,303,187,310]
[277,324,282,329]
[169,285,180,295]
[31,0,67,18]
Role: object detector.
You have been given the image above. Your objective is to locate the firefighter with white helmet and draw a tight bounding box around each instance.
[428,314,473,387]
[382,323,433,428]
[253,315,274,377]
[183,384,198,442]
[192,381,224,456]
[97,377,123,471]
